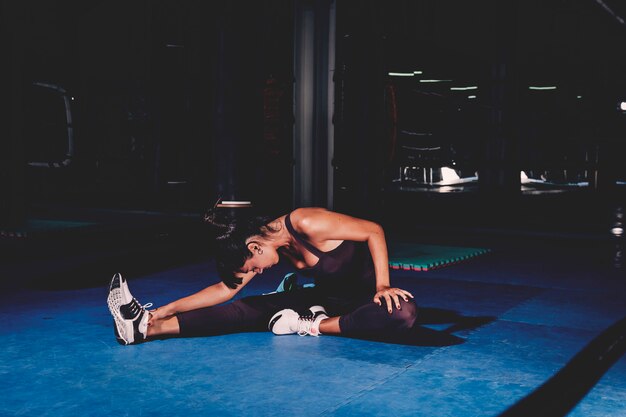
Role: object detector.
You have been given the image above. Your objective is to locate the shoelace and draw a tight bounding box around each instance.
[296,314,316,336]
[143,302,154,320]
[138,300,153,318]
[131,300,153,337]
[126,298,153,319]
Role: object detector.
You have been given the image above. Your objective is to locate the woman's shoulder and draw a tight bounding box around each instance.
[288,207,333,234]
[289,207,328,221]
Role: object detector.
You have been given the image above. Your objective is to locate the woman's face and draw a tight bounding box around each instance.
[240,240,279,275]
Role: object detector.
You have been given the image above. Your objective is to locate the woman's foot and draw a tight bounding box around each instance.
[268,305,328,336]
[107,273,152,345]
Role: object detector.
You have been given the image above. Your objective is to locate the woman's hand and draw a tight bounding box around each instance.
[373,286,414,313]
[147,306,172,326]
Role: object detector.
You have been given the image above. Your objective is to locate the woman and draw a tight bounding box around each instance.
[107,207,417,345]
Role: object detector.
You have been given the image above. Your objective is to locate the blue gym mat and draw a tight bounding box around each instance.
[1,242,625,417]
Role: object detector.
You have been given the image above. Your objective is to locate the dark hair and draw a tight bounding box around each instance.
[206,212,278,289]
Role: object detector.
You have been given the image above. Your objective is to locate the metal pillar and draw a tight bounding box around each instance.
[293,0,335,209]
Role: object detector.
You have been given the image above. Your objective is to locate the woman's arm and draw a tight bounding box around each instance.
[149,271,256,322]
[290,208,413,312]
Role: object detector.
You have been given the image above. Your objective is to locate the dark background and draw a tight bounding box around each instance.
[2,0,625,261]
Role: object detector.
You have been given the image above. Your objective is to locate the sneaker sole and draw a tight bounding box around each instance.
[107,274,136,345]
[107,290,135,345]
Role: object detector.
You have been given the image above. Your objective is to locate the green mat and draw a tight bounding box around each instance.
[388,243,491,271]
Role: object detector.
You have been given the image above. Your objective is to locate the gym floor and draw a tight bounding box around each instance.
[1,214,625,417]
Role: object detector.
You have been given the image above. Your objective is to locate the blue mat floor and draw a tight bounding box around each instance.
[1,240,625,417]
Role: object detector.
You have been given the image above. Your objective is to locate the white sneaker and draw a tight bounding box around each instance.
[107,273,152,345]
[268,305,329,336]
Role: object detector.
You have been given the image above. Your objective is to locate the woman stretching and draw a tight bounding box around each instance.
[107,207,417,345]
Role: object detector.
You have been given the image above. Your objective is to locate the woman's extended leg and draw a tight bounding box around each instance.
[153,288,323,339]
[148,315,180,337]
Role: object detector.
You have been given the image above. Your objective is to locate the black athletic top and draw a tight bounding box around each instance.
[284,212,376,295]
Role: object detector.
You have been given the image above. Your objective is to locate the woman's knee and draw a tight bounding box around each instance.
[391,299,418,329]
[339,298,418,335]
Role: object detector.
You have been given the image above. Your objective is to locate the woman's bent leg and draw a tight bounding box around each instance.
[334,297,418,337]
[173,289,322,338]
[318,316,341,334]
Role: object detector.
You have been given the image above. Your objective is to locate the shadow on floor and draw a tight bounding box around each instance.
[355,307,497,347]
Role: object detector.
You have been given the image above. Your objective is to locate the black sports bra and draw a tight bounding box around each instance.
[284,213,375,289]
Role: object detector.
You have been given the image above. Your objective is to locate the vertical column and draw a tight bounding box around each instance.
[326,0,336,209]
[293,0,315,207]
[0,1,26,228]
[312,0,334,209]
[293,0,335,209]
[211,2,263,204]
[480,1,520,195]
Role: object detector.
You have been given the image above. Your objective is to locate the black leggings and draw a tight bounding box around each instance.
[176,287,417,338]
